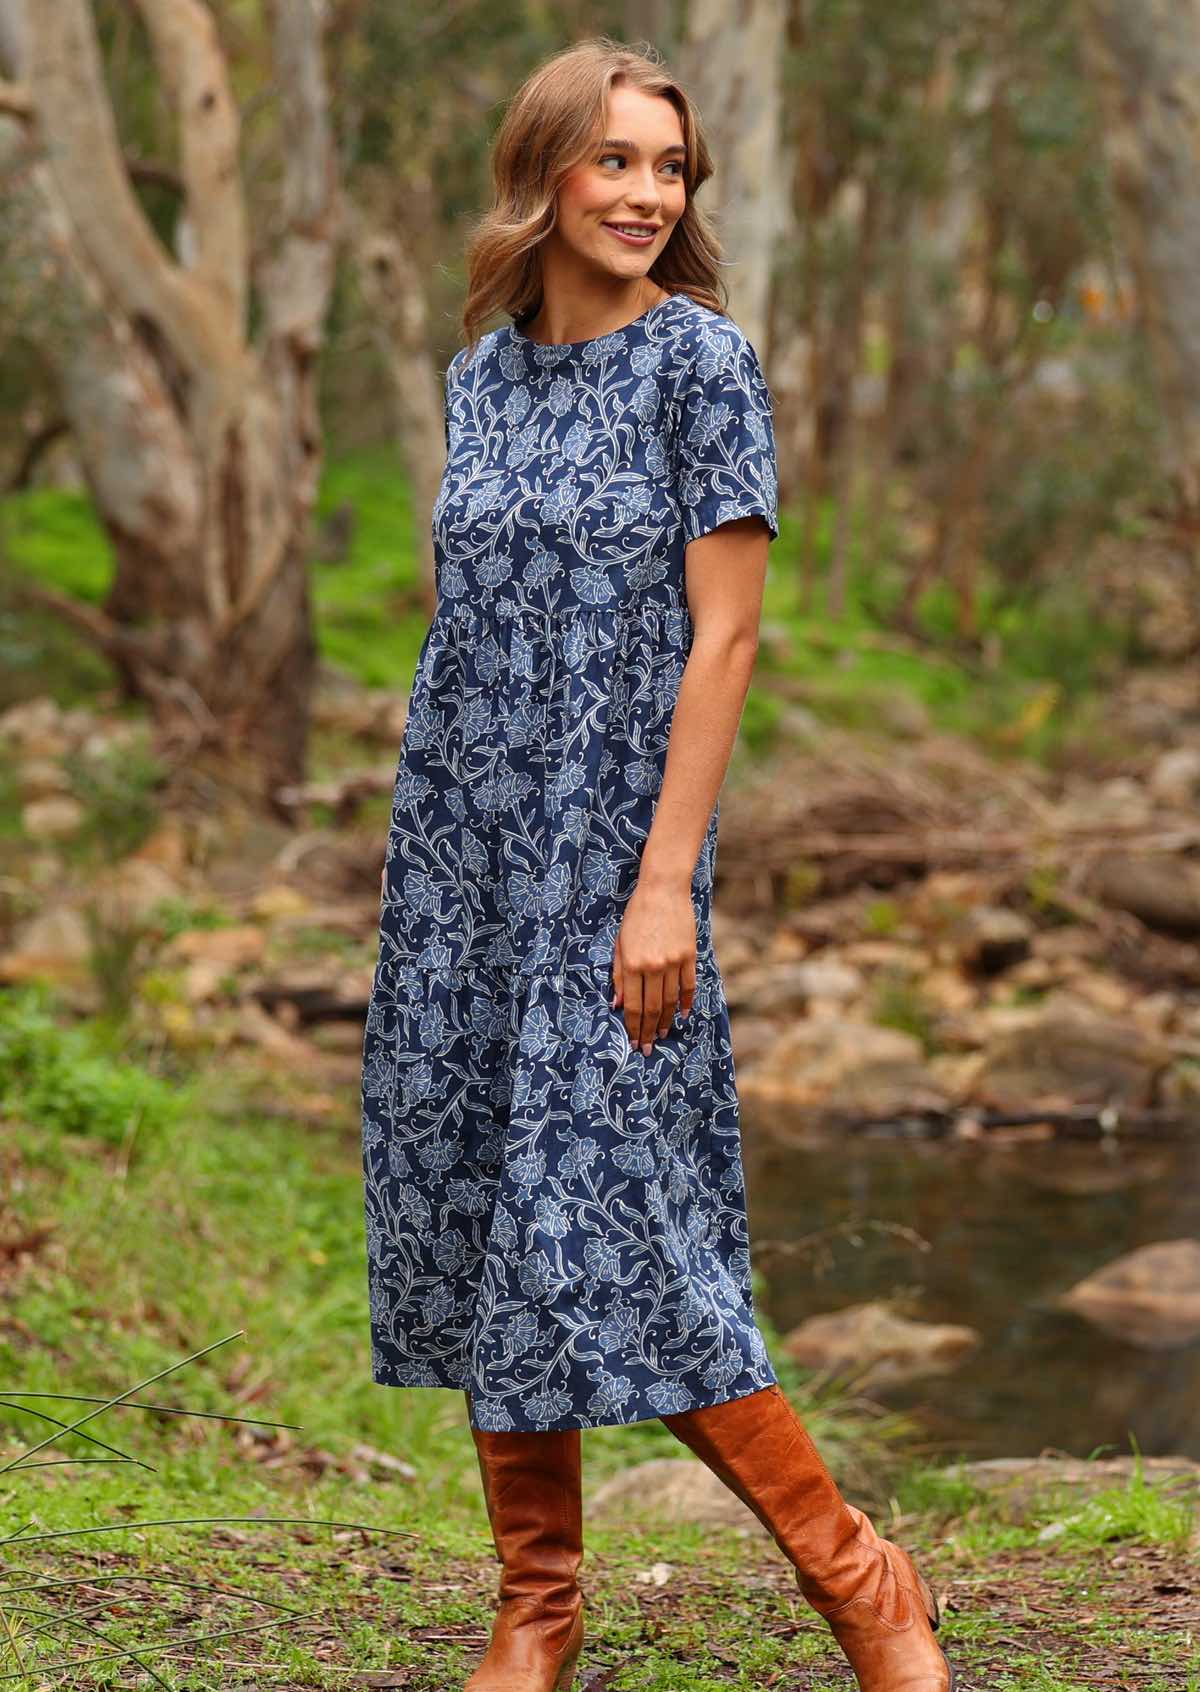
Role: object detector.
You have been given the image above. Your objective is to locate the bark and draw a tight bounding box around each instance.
[354,222,446,613]
[0,0,339,807]
[827,171,882,619]
[772,0,846,608]
[1078,0,1200,525]
[676,0,786,354]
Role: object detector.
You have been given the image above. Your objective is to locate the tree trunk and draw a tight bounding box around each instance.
[1078,0,1200,528]
[676,0,786,354]
[0,0,339,810]
[355,220,448,616]
[827,169,882,620]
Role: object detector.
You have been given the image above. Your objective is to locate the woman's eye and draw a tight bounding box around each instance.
[599,154,685,176]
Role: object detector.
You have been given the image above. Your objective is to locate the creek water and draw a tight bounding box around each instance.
[742,1123,1200,1463]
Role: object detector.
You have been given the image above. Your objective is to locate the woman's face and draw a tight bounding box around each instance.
[551,84,688,283]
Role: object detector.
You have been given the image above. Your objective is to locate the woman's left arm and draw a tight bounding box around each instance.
[612,514,770,1055]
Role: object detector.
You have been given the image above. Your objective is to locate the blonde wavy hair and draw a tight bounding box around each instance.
[458,36,726,359]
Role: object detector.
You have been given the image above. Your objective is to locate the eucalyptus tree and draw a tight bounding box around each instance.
[0,0,339,807]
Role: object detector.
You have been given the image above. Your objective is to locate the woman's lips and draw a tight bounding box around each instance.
[603,224,658,246]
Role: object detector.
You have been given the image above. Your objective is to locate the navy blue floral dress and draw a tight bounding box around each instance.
[361,289,781,1432]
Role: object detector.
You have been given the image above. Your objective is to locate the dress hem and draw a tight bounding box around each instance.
[368,1361,781,1434]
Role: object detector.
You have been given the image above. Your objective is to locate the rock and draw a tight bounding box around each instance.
[181,960,234,1004]
[1060,968,1135,1016]
[711,911,757,975]
[1086,851,1200,936]
[633,1561,676,1587]
[947,905,1033,975]
[16,759,71,801]
[764,928,808,964]
[588,1457,765,1534]
[233,998,321,1064]
[0,697,65,748]
[1060,776,1152,830]
[728,958,864,1015]
[251,884,314,921]
[253,965,372,1025]
[917,965,977,1013]
[877,691,931,739]
[1148,747,1200,807]
[839,941,929,976]
[21,797,85,839]
[945,1454,1200,1513]
[1056,1239,1200,1348]
[59,705,96,737]
[780,1300,981,1388]
[79,722,146,761]
[310,1021,369,1052]
[0,906,92,984]
[131,818,190,874]
[727,1014,780,1069]
[1005,955,1056,990]
[976,1004,1170,1111]
[737,1017,949,1133]
[164,925,266,969]
[87,859,180,927]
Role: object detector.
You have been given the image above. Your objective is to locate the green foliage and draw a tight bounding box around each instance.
[863,898,903,936]
[146,897,236,944]
[0,984,182,1148]
[59,734,166,866]
[736,687,785,759]
[871,968,939,1052]
[1050,1445,1197,1550]
[0,568,116,717]
[0,488,113,603]
[310,450,431,688]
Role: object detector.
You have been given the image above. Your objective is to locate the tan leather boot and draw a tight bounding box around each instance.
[661,1383,956,1690]
[462,1392,584,1691]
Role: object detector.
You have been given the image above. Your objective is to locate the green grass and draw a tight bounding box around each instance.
[1,985,1197,1686]
[310,448,434,689]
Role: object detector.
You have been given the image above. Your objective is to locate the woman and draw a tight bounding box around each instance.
[360,35,956,1692]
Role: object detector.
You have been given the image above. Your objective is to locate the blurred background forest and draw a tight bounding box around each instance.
[0,3,1199,1686]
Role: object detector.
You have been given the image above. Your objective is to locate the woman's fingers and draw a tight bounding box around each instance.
[623,971,644,1050]
[638,973,663,1055]
[623,970,677,1054]
[658,963,681,1038]
[679,955,696,1020]
[613,930,694,1055]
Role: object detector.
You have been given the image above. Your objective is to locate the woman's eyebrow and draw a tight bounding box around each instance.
[600,137,688,158]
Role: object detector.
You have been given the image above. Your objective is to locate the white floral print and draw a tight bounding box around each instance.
[361,290,781,1431]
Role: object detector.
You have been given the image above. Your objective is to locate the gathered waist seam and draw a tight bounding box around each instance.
[431,596,689,626]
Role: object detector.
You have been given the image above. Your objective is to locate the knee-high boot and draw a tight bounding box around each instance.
[661,1383,956,1691]
[461,1391,585,1692]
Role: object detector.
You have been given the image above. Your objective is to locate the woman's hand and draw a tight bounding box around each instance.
[611,873,697,1055]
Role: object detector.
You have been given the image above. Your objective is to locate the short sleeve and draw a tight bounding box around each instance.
[673,328,779,544]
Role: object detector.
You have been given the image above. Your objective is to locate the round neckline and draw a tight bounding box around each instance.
[509,291,677,352]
